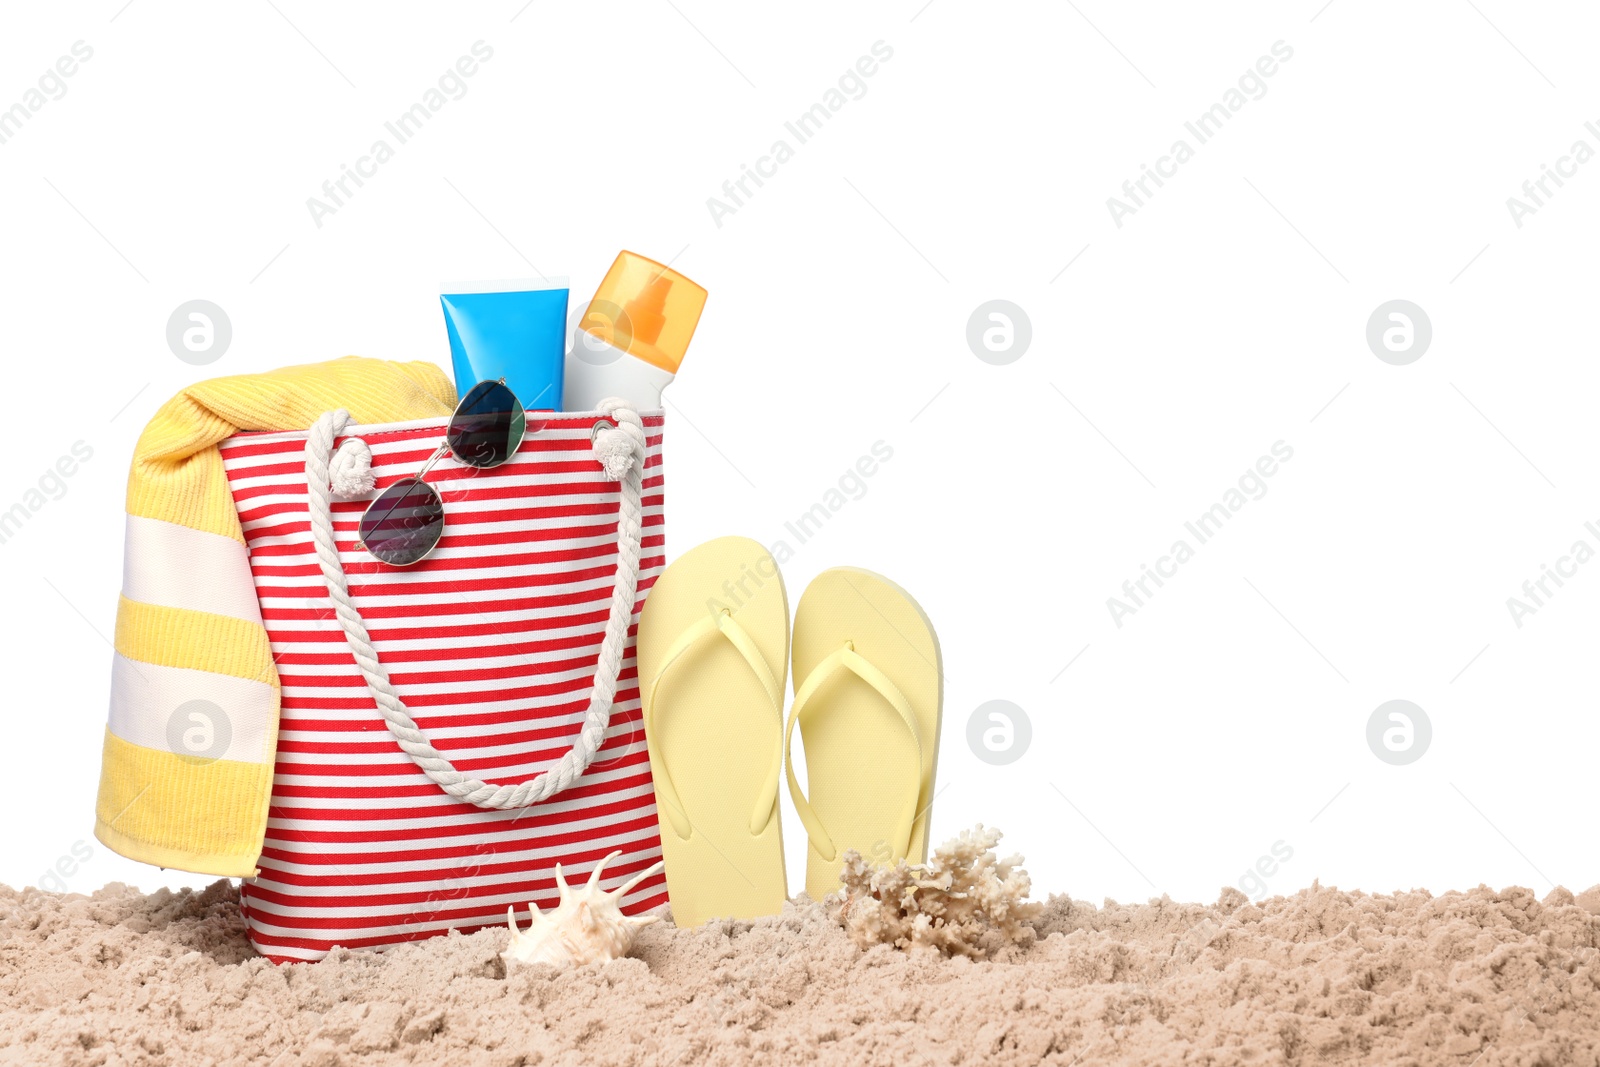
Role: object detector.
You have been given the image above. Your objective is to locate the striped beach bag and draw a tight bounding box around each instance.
[217,402,667,963]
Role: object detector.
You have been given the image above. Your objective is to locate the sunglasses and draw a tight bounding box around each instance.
[355,379,527,567]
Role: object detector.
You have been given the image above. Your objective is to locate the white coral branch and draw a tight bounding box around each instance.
[829,825,1045,958]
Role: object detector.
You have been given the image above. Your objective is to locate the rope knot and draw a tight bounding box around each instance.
[329,436,375,497]
[591,398,647,481]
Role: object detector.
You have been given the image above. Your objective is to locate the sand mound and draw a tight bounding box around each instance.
[2,878,1599,1066]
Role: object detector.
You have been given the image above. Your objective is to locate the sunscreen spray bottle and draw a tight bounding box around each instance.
[563,251,707,411]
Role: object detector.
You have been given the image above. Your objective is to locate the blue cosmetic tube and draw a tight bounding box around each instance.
[439,278,569,409]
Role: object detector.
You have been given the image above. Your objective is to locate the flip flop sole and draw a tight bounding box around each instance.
[790,567,942,903]
[637,536,789,926]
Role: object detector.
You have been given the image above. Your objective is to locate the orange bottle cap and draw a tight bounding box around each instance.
[578,251,707,373]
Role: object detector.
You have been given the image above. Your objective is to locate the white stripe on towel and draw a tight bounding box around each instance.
[108,653,275,765]
[122,514,264,624]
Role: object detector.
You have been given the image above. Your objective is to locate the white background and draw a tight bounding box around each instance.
[2,0,1595,907]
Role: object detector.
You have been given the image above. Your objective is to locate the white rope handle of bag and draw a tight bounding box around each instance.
[303,400,649,809]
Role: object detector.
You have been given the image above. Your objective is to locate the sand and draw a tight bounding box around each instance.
[3,878,1599,1067]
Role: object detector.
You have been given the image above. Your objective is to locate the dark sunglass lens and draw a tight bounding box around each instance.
[448,380,526,468]
[358,478,444,566]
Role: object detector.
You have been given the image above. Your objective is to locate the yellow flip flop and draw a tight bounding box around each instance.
[786,567,942,902]
[638,536,789,926]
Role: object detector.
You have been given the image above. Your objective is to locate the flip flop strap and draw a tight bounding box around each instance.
[645,609,784,841]
[784,643,923,864]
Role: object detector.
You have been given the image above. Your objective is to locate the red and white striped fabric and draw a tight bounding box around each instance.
[218,412,666,963]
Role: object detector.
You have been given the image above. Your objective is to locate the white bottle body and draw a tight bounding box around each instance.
[563,334,676,412]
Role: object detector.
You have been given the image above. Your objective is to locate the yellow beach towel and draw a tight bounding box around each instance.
[95,356,455,877]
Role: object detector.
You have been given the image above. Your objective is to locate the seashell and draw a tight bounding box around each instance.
[503,850,664,970]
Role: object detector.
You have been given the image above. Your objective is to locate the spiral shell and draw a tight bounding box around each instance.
[503,851,664,970]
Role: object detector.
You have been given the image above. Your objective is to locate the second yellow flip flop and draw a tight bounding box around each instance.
[638,536,789,926]
[786,567,943,902]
